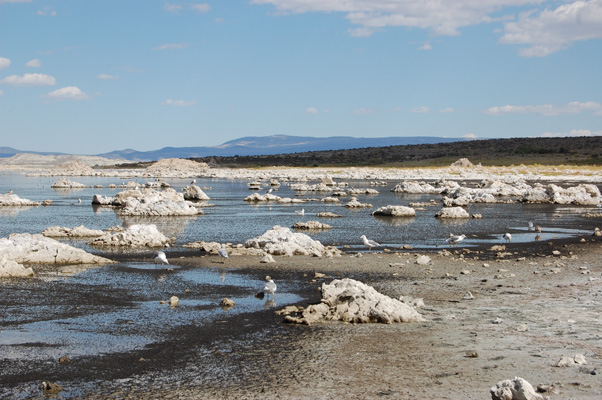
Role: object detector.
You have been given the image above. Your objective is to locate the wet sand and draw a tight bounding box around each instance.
[2,235,602,399]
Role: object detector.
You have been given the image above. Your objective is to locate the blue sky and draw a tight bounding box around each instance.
[1,0,601,155]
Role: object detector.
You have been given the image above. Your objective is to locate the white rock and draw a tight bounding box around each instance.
[415,255,431,265]
[0,193,42,206]
[0,233,112,264]
[50,178,87,189]
[490,377,544,400]
[246,225,340,257]
[344,197,372,208]
[435,206,470,219]
[169,296,179,307]
[260,254,276,263]
[372,205,416,217]
[292,221,333,230]
[88,224,170,247]
[182,185,210,201]
[285,278,424,325]
[42,225,105,238]
[0,256,34,278]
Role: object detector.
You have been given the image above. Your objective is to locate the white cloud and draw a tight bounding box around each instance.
[305,107,319,114]
[440,107,455,113]
[251,0,543,37]
[25,59,42,68]
[44,86,90,101]
[542,129,602,137]
[191,3,211,13]
[0,89,4,96]
[500,0,602,57]
[0,73,56,86]
[165,2,183,13]
[418,42,432,50]
[97,73,119,80]
[0,57,10,69]
[153,43,188,50]
[484,101,602,116]
[353,107,376,115]
[163,99,196,106]
[463,133,478,140]
[37,7,57,16]
[410,106,429,113]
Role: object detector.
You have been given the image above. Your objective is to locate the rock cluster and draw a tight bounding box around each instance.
[88,224,170,247]
[93,188,202,216]
[435,206,470,219]
[490,377,544,400]
[0,193,42,206]
[284,278,424,325]
[344,197,372,208]
[51,178,87,189]
[0,256,34,278]
[145,158,209,176]
[292,221,333,230]
[245,225,340,257]
[0,233,112,276]
[42,225,105,238]
[371,205,416,217]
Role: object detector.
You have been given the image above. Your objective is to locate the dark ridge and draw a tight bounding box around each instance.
[187,136,602,167]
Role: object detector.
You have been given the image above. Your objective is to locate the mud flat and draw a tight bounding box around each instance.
[1,236,602,399]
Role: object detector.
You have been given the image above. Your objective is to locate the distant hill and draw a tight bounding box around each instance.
[0,147,66,158]
[188,136,602,167]
[96,135,463,161]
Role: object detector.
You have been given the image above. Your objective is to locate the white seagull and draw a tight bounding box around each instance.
[360,234,380,250]
[191,179,196,185]
[154,251,169,265]
[503,232,512,243]
[264,276,277,297]
[218,245,229,261]
[528,221,534,231]
[295,209,305,216]
[266,188,273,195]
[446,234,466,246]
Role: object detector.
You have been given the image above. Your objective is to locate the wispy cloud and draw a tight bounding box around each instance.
[25,59,42,68]
[542,129,602,137]
[484,101,602,116]
[500,0,602,57]
[0,73,56,86]
[163,99,196,106]
[97,74,119,80]
[0,89,4,96]
[0,57,10,69]
[153,43,188,50]
[418,42,432,51]
[463,133,478,140]
[165,2,211,14]
[44,86,90,101]
[410,106,429,113]
[305,107,319,114]
[191,3,211,13]
[164,2,183,13]
[439,107,455,113]
[352,107,375,115]
[251,0,543,37]
[0,0,33,3]
[37,6,57,16]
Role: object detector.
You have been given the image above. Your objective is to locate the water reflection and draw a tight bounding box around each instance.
[118,215,198,238]
[373,216,415,227]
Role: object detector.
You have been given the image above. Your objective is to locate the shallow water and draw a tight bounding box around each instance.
[0,173,599,250]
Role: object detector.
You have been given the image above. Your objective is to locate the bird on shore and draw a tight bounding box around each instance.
[154,251,169,265]
[191,179,196,185]
[446,234,466,246]
[266,188,273,195]
[295,209,305,216]
[528,221,534,231]
[360,234,380,250]
[256,276,277,299]
[218,244,228,262]
[503,232,512,243]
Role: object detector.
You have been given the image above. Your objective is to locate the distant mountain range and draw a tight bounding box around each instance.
[1,135,464,161]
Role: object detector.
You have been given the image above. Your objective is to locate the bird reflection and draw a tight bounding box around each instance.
[264,299,276,309]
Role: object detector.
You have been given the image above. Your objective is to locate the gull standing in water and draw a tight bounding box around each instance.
[503,232,512,243]
[360,235,380,251]
[295,209,305,216]
[154,251,169,265]
[528,221,534,231]
[446,234,466,246]
[256,276,277,299]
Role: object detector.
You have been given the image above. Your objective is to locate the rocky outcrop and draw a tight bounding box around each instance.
[42,225,105,238]
[344,197,372,208]
[347,188,379,195]
[317,212,342,218]
[145,158,209,176]
[51,178,87,189]
[93,188,202,216]
[0,193,42,206]
[521,183,601,205]
[371,205,416,217]
[284,278,424,325]
[88,224,170,247]
[0,233,113,265]
[435,206,470,219]
[0,256,34,278]
[451,158,475,168]
[391,180,460,194]
[490,377,544,400]
[292,221,333,230]
[245,225,340,257]
[183,185,210,201]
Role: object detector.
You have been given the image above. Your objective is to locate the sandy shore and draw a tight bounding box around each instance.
[29,235,595,400]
